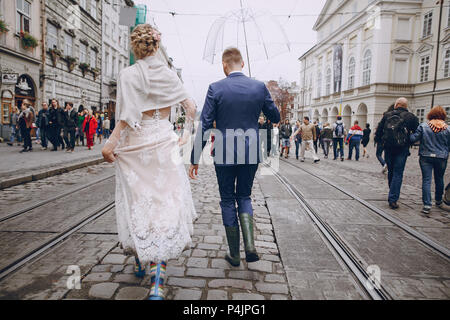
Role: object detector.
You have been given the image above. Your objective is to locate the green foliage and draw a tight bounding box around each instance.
[0,20,9,33]
[20,31,38,49]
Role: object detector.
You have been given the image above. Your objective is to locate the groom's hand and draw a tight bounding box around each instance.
[189,164,199,180]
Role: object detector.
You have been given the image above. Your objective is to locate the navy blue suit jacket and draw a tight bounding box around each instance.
[190,72,280,166]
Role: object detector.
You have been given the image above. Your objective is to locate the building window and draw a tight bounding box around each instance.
[316,72,322,97]
[104,16,110,36]
[325,68,331,96]
[416,108,425,123]
[444,49,450,79]
[80,43,87,63]
[90,48,96,68]
[64,33,73,56]
[112,55,116,77]
[47,23,58,50]
[104,51,109,76]
[16,0,31,33]
[445,107,450,124]
[420,55,430,82]
[362,50,372,86]
[112,23,116,41]
[90,0,97,20]
[80,0,86,10]
[422,11,433,38]
[348,57,355,89]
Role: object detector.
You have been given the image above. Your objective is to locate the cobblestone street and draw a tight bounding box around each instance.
[0,143,449,300]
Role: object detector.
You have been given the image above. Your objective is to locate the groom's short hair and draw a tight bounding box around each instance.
[222,47,243,65]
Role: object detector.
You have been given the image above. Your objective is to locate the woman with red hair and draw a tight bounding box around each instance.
[82,110,97,150]
[411,106,450,214]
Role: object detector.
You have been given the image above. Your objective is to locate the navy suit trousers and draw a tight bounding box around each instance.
[214,164,259,227]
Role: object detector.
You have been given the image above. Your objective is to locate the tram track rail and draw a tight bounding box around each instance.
[0,174,115,224]
[265,163,391,300]
[0,200,115,282]
[280,158,450,260]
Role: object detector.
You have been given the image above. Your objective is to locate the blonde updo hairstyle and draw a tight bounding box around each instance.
[130,24,161,60]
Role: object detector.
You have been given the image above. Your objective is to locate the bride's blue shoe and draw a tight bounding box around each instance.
[148,261,166,300]
[134,257,146,278]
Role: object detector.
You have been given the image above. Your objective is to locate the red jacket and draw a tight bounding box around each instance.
[83,116,98,136]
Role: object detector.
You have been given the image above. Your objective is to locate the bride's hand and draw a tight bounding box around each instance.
[102,145,116,163]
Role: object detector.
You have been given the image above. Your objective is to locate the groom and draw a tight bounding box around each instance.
[189,47,280,267]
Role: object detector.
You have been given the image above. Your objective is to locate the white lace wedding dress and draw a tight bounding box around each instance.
[114,112,197,264]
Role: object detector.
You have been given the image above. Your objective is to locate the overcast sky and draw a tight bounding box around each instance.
[136,0,327,106]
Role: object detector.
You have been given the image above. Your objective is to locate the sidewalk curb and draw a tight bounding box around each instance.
[0,157,105,190]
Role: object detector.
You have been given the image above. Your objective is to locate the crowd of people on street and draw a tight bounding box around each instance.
[257,96,449,215]
[6,99,115,153]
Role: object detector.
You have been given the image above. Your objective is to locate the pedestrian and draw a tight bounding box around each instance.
[96,114,103,144]
[189,46,280,275]
[258,116,267,159]
[102,24,198,300]
[375,97,419,209]
[103,117,110,139]
[7,107,20,146]
[76,105,85,146]
[63,102,77,152]
[361,123,371,158]
[410,106,450,214]
[321,122,333,159]
[56,101,65,150]
[83,110,97,150]
[36,102,50,150]
[263,119,273,157]
[293,120,302,160]
[280,119,292,159]
[293,116,320,163]
[272,123,279,157]
[332,116,346,161]
[374,104,395,173]
[18,99,34,153]
[47,99,60,151]
[313,121,321,154]
[110,115,115,132]
[346,120,364,161]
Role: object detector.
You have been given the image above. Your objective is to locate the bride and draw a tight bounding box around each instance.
[101,24,197,300]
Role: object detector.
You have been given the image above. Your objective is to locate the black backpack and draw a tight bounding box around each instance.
[382,112,409,148]
[335,123,344,137]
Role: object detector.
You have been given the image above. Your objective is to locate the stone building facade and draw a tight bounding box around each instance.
[299,0,450,131]
[0,0,42,138]
[102,0,133,119]
[42,0,102,111]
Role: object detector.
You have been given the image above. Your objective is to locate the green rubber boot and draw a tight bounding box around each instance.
[239,213,259,262]
[224,226,241,267]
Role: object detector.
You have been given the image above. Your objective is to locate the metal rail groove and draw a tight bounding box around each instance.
[0,201,115,282]
[0,174,115,224]
[265,164,391,300]
[281,159,450,259]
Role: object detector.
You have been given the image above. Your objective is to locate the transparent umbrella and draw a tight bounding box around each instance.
[203,2,290,77]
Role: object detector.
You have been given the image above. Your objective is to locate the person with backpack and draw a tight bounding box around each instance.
[37,102,50,150]
[410,106,450,214]
[346,120,364,161]
[375,104,395,173]
[375,97,419,209]
[280,119,293,159]
[332,116,346,161]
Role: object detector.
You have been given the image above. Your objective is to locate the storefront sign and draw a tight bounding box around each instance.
[1,73,19,85]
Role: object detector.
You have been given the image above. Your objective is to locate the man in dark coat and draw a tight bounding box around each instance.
[375,97,419,209]
[63,102,78,152]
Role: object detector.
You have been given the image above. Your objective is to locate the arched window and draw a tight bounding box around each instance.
[348,57,355,89]
[325,68,331,96]
[316,72,322,97]
[362,50,372,86]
